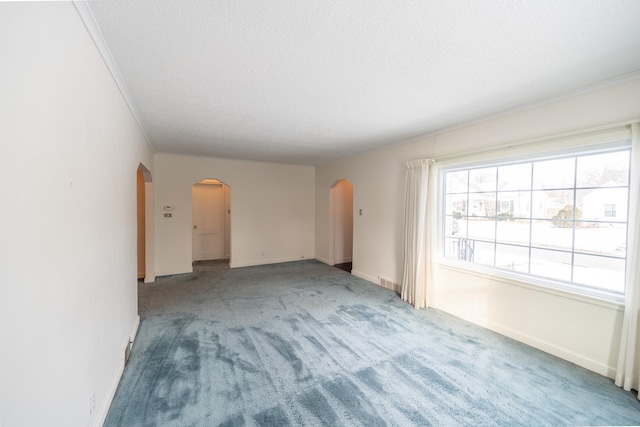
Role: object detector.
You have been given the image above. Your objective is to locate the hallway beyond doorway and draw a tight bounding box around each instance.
[334,262,352,273]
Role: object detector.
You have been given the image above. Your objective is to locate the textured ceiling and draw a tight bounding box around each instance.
[86,0,640,165]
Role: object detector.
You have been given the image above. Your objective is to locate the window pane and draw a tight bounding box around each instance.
[469,167,496,192]
[576,188,628,222]
[531,220,573,251]
[468,192,496,218]
[576,150,630,189]
[496,220,530,245]
[444,237,475,261]
[496,244,529,273]
[533,157,575,189]
[574,222,627,258]
[530,248,572,282]
[445,193,469,218]
[496,191,530,219]
[498,163,532,190]
[467,217,495,241]
[473,240,495,266]
[444,216,461,237]
[445,194,457,216]
[573,254,625,293]
[446,170,469,193]
[532,189,575,221]
[444,237,456,258]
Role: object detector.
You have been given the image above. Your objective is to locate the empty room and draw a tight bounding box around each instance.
[2,1,640,426]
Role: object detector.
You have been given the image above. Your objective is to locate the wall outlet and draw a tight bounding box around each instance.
[89,392,96,415]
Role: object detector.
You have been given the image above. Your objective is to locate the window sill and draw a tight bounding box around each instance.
[435,258,625,310]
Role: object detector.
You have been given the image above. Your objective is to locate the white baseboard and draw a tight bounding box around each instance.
[434,302,615,379]
[315,255,333,265]
[94,315,140,427]
[230,255,315,268]
[351,270,377,284]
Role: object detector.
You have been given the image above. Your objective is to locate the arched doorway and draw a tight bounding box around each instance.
[330,179,354,273]
[136,163,154,282]
[192,178,231,263]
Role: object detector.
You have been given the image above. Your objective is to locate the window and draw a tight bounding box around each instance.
[442,144,631,298]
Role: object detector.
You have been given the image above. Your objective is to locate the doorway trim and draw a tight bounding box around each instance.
[191,178,232,265]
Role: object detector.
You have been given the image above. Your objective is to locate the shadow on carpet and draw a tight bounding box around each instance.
[105,260,640,426]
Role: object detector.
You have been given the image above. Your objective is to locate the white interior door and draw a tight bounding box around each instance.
[192,184,224,261]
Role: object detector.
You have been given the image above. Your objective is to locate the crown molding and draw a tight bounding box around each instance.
[73,1,155,153]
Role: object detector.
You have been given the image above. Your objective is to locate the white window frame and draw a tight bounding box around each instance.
[436,126,635,303]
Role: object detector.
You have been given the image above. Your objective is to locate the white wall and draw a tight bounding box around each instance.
[155,153,315,275]
[316,137,435,284]
[0,3,154,427]
[315,76,640,377]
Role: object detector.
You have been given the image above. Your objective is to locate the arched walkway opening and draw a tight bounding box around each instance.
[330,179,354,273]
[136,163,154,282]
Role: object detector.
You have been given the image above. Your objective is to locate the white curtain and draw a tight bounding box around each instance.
[401,159,436,309]
[616,123,640,397]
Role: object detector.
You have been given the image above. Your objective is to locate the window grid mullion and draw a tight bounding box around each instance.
[440,144,630,300]
[527,163,535,274]
[493,167,498,267]
[570,157,578,283]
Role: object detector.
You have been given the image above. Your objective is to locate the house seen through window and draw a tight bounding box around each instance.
[604,203,617,218]
[442,144,631,298]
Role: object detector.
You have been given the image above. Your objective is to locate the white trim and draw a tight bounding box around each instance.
[155,266,194,278]
[436,262,625,310]
[94,315,140,427]
[351,269,377,284]
[129,315,141,348]
[315,255,333,265]
[73,2,154,152]
[229,255,314,268]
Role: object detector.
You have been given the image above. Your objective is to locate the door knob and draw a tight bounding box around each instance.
[193,225,197,229]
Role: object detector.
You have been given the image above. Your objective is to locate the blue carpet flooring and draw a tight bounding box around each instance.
[105,260,640,426]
